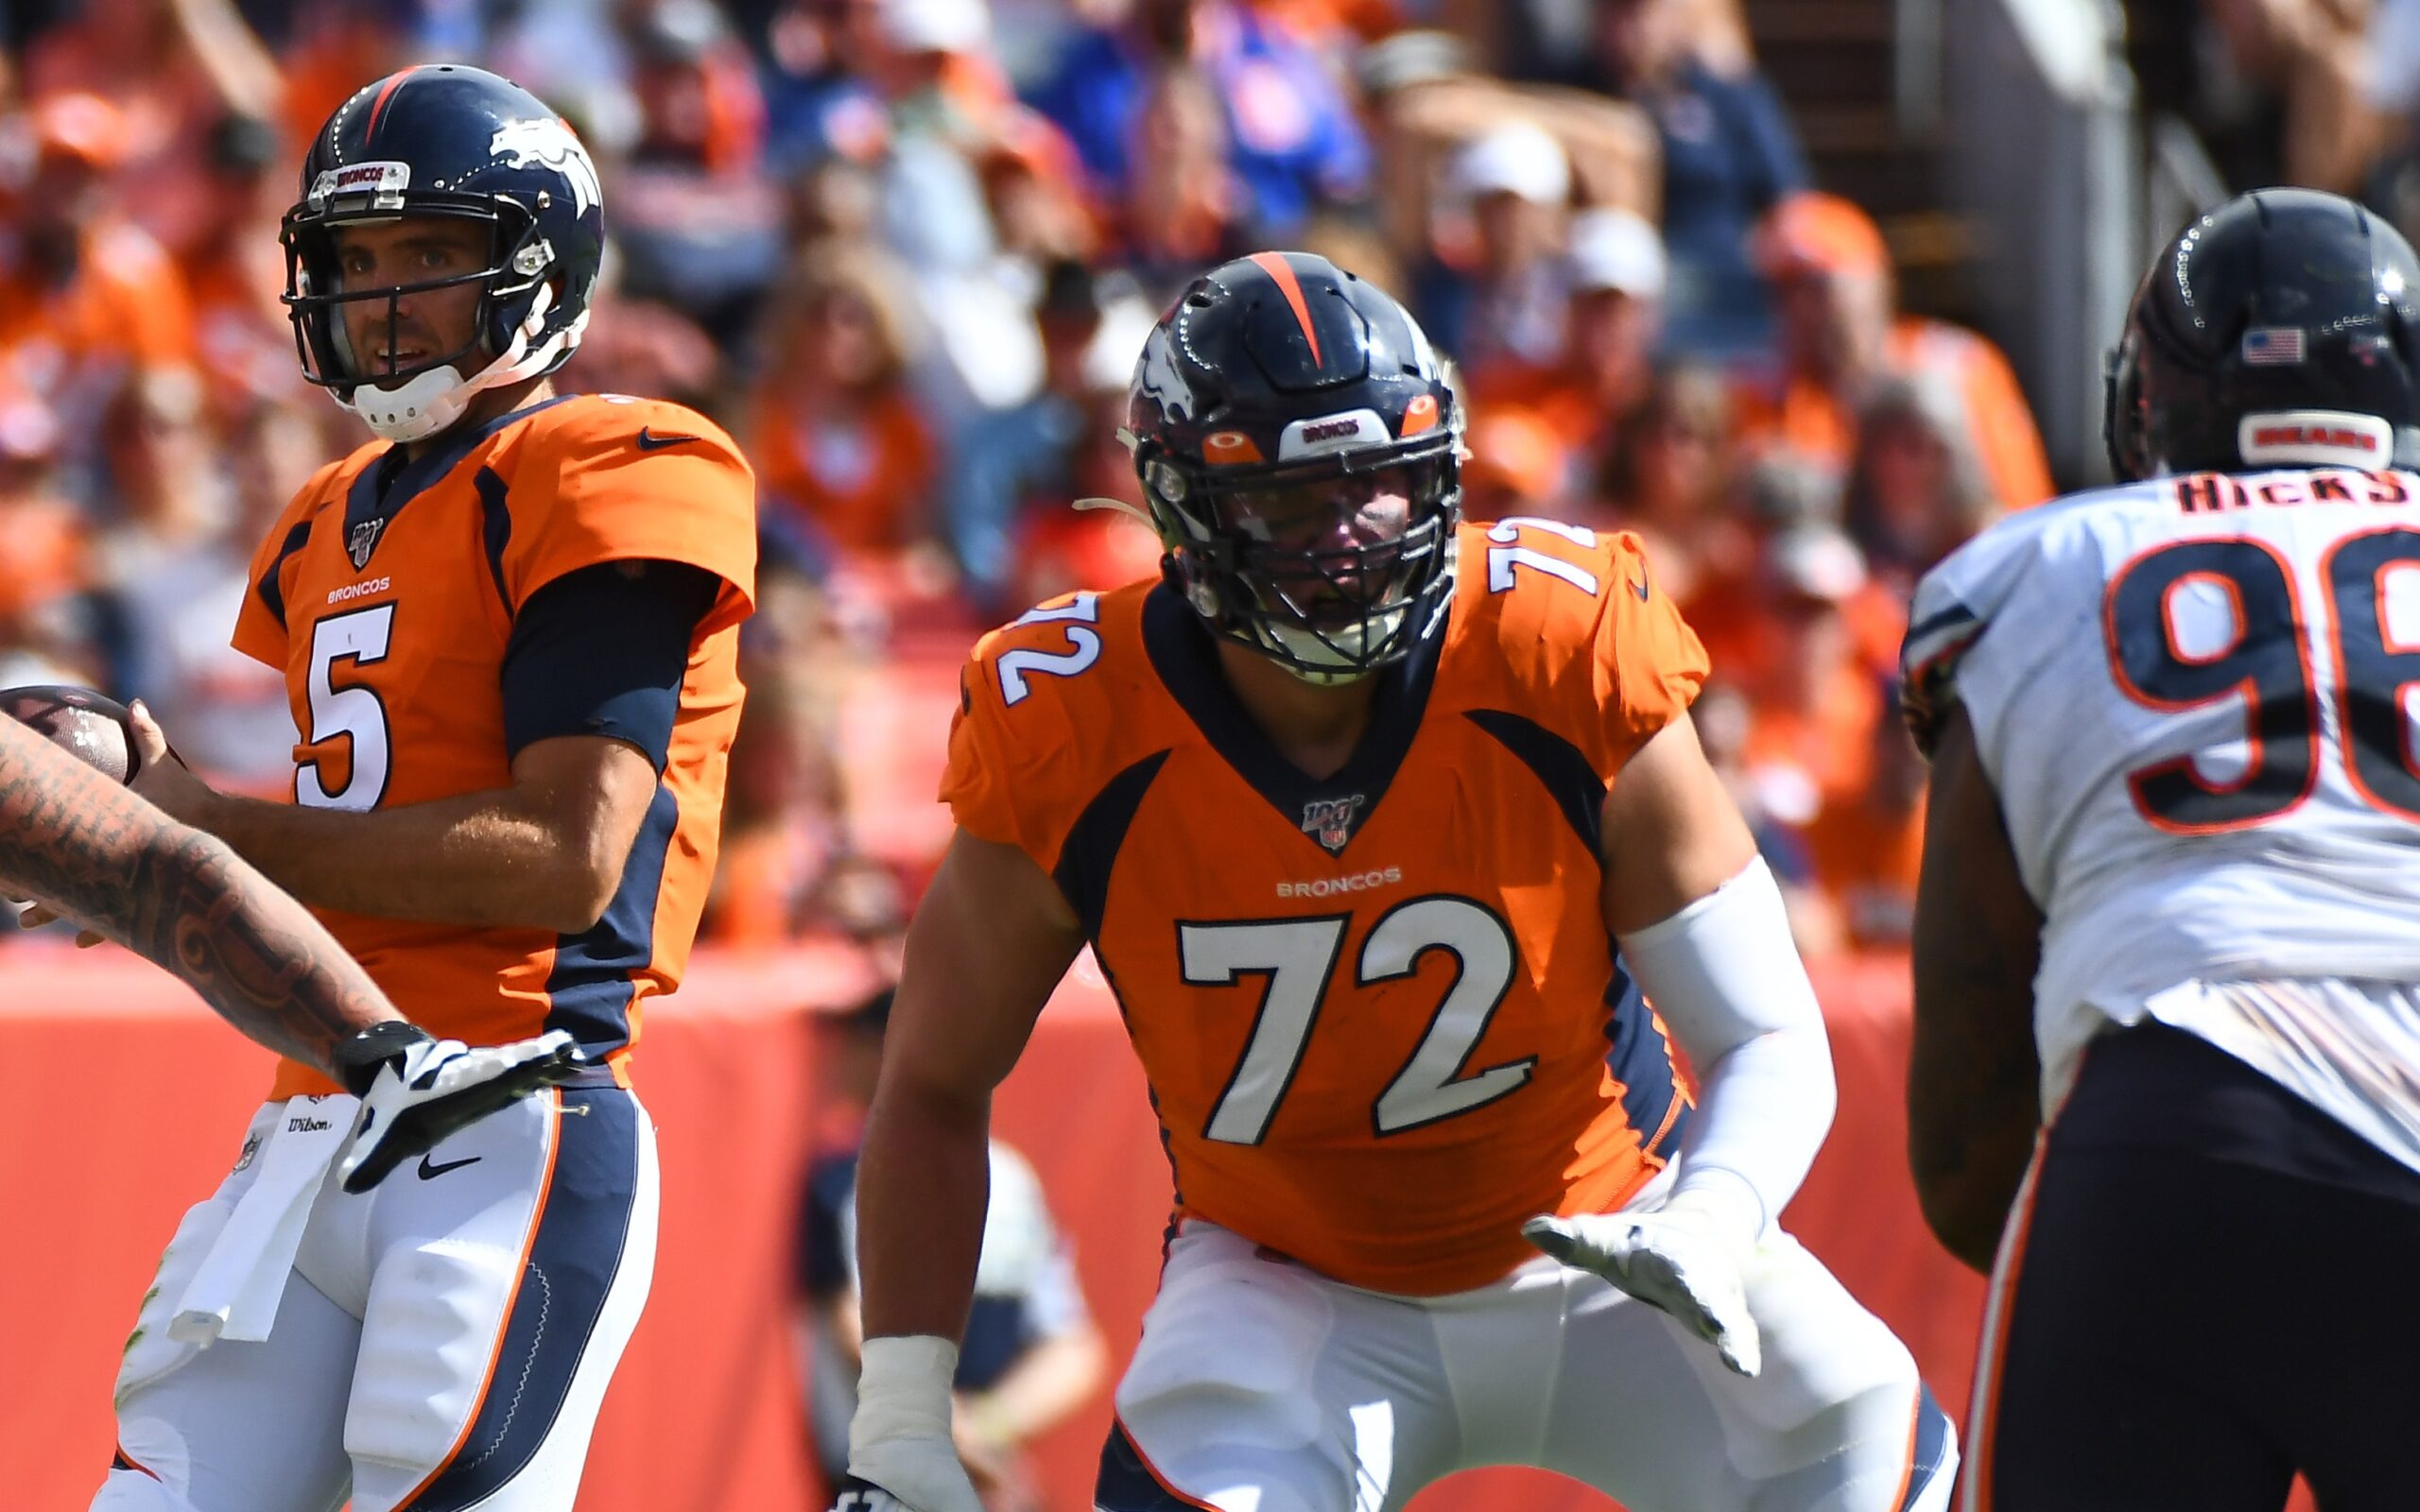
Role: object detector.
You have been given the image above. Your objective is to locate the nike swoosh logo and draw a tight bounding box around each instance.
[635,427,702,452]
[417,1153,482,1180]
[1630,570,1651,601]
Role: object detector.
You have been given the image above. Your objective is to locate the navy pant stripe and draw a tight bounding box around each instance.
[406,1087,640,1510]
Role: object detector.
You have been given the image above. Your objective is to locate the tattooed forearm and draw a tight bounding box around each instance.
[0,720,398,1074]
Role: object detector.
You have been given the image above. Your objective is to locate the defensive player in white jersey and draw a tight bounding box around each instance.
[1903,186,2420,1509]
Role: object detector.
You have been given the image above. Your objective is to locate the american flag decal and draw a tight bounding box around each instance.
[2241,327,2307,366]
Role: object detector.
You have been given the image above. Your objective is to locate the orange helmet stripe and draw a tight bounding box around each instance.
[1247,251,1322,367]
[365,66,424,143]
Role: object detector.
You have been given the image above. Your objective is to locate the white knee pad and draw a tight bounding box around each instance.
[89,1468,205,1512]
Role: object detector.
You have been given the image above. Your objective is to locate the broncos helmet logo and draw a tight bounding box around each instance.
[1134,328,1197,427]
[488,117,602,216]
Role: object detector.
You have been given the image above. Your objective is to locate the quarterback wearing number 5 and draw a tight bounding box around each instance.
[834,252,1952,1512]
[84,66,755,1512]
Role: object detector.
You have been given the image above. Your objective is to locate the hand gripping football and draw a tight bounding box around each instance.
[0,685,142,784]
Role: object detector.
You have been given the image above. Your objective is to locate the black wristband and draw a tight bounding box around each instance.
[334,1021,436,1097]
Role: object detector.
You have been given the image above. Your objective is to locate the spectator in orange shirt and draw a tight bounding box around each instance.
[751,242,942,568]
[1731,190,2054,510]
[1692,678,1845,957]
[1684,448,1842,682]
[1593,361,1744,608]
[1801,707,1927,952]
[0,94,197,474]
[1737,523,1894,813]
[706,559,909,951]
[1842,372,2003,596]
[1459,406,1574,522]
[20,0,284,267]
[1477,206,1668,478]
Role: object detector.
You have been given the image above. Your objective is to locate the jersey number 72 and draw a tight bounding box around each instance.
[2104,525,2420,831]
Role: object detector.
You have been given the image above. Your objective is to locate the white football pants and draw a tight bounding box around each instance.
[94,1079,656,1512]
[1102,1218,1956,1512]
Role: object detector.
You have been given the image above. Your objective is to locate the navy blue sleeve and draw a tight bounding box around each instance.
[499,559,722,770]
[1730,70,1811,208]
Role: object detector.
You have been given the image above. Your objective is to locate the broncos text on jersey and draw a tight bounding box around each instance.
[943,519,1709,1294]
[233,393,757,1098]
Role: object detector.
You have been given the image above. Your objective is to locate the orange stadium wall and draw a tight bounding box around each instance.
[1,948,1990,1512]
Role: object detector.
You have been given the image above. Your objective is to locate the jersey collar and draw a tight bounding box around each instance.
[342,395,579,571]
[1140,582,1445,856]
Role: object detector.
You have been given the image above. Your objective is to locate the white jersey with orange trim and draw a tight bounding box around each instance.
[1903,466,2420,1169]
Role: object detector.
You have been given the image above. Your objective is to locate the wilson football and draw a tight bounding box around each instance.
[0,684,141,784]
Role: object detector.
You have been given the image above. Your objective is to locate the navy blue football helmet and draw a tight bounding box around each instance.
[282,64,603,441]
[1125,251,1462,683]
[2107,187,2420,480]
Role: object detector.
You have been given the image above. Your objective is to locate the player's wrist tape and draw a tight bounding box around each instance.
[1617,856,1836,1236]
[853,1334,959,1450]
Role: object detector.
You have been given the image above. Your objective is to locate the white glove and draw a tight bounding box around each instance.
[334,1022,587,1193]
[1524,1182,1765,1377]
[845,1336,984,1512]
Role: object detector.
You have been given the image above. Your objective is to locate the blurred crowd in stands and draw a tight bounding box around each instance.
[5,0,2415,965]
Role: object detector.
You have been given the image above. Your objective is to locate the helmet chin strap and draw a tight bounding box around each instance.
[340,284,579,443]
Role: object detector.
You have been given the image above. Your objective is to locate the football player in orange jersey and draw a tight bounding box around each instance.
[64,65,757,1512]
[833,252,1954,1512]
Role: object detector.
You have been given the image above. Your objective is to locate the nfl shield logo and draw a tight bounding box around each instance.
[347,518,384,570]
[1301,794,1366,852]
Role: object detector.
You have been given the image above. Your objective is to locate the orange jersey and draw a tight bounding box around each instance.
[943,520,1708,1295]
[233,394,757,1098]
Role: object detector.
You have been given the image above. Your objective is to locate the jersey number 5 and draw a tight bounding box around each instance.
[1180,897,1538,1143]
[2104,526,2420,830]
[297,604,395,811]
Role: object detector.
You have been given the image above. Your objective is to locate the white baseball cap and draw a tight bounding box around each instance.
[1566,207,1667,299]
[1449,122,1570,206]
[878,0,990,55]
[1766,524,1869,604]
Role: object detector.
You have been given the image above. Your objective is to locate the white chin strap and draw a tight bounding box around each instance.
[339,284,587,443]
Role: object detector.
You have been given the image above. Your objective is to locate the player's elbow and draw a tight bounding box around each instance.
[548,856,624,935]
[519,836,626,935]
[1910,1139,2011,1276]
[1914,1179,2005,1276]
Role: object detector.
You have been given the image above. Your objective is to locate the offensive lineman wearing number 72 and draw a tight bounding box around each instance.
[83,63,757,1512]
[832,250,1954,1512]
